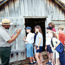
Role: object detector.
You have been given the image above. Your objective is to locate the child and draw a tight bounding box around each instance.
[48,31,60,65]
[45,26,54,65]
[49,31,65,65]
[34,28,44,63]
[34,25,43,65]
[58,25,65,65]
[48,22,56,32]
[58,25,65,45]
[22,26,36,64]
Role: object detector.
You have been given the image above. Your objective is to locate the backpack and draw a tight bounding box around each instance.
[51,38,64,53]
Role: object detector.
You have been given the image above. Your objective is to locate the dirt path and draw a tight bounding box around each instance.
[10,52,48,65]
[10,59,48,65]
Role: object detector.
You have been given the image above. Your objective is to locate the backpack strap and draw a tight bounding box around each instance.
[51,38,54,47]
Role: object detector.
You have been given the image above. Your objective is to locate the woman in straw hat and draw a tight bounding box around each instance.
[0,18,21,65]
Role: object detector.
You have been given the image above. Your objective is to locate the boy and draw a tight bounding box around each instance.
[58,25,65,62]
[23,26,36,64]
[58,25,65,45]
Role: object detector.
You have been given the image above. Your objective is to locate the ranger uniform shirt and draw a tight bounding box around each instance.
[0,26,11,47]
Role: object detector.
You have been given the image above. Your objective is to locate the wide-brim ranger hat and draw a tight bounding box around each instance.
[0,18,13,25]
[26,26,32,30]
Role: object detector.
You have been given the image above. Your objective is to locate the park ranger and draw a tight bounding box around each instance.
[0,19,21,65]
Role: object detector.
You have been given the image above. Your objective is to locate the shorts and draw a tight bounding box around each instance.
[26,44,33,57]
[47,45,53,53]
[53,50,59,59]
[36,46,43,53]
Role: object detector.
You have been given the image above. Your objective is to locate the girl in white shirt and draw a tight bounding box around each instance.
[48,31,60,65]
[34,25,43,65]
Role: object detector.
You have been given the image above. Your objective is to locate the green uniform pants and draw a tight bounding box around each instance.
[0,47,11,65]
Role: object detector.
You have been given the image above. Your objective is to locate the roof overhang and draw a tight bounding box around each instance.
[0,0,8,6]
[55,0,65,10]
[59,0,65,4]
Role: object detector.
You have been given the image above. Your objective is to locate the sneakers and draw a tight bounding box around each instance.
[46,62,51,65]
[42,58,44,62]
[29,62,33,64]
[29,61,36,64]
[33,61,36,64]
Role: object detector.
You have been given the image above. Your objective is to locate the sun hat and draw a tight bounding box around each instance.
[26,26,32,30]
[0,18,13,25]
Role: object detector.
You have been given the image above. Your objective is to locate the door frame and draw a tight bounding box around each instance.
[24,16,48,28]
[24,16,48,50]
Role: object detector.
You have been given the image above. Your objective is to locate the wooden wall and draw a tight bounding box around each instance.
[0,0,65,20]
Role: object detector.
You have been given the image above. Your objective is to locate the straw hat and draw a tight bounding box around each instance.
[0,18,13,25]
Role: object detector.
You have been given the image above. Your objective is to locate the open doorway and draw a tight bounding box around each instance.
[25,18,46,51]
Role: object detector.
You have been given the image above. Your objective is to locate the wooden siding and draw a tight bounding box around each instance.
[52,20,65,33]
[0,0,65,20]
[0,0,65,63]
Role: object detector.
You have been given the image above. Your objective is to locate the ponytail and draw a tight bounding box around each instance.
[53,32,59,39]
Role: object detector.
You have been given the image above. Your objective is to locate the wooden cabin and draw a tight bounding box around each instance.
[0,0,65,63]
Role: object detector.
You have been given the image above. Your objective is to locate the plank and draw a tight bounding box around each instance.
[20,0,24,16]
[23,0,28,16]
[5,2,9,17]
[41,0,46,16]
[14,0,20,16]
[8,0,15,16]
[31,0,34,16]
[37,0,42,16]
[27,0,32,16]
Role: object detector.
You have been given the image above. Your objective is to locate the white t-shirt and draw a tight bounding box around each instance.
[51,37,60,51]
[46,33,51,45]
[26,33,34,44]
[35,32,43,46]
[0,26,11,47]
[52,38,60,46]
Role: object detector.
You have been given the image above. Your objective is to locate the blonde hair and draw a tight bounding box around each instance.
[58,25,64,31]
[49,31,59,39]
[53,32,59,39]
